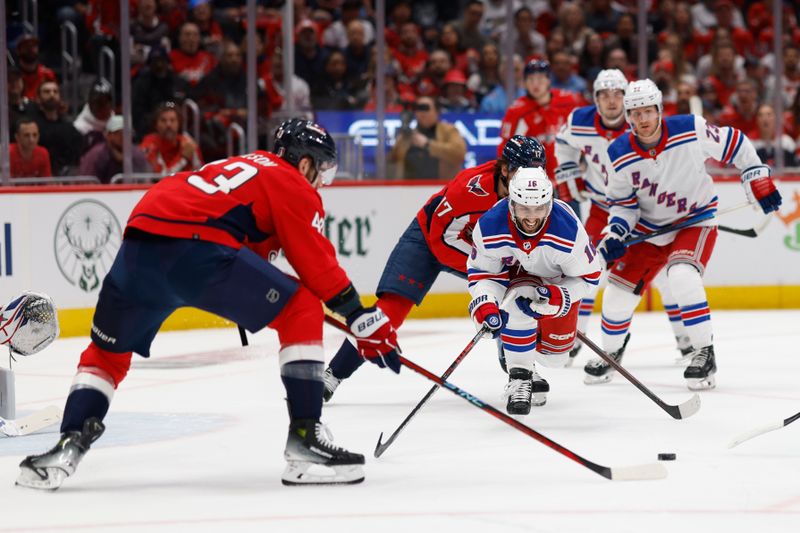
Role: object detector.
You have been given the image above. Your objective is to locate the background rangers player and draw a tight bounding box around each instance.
[16,119,401,490]
[467,167,602,415]
[587,79,782,390]
[555,69,694,364]
[323,136,546,401]
[498,59,585,180]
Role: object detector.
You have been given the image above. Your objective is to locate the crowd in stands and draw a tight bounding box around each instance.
[4,0,800,181]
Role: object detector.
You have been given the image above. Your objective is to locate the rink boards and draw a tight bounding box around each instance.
[0,180,798,337]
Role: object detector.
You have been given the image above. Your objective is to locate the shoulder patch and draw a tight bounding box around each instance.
[467,174,490,197]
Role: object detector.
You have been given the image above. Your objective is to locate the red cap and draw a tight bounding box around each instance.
[443,69,467,86]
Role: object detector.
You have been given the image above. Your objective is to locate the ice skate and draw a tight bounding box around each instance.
[673,335,694,365]
[583,333,630,385]
[684,345,716,390]
[566,342,582,367]
[322,367,342,403]
[16,418,105,491]
[503,367,549,414]
[282,418,365,485]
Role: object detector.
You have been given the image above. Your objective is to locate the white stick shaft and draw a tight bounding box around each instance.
[0,405,62,437]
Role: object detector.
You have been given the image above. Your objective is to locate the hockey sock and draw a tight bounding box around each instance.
[500,307,538,372]
[600,283,640,353]
[667,263,712,348]
[61,371,114,432]
[653,274,689,342]
[281,360,325,420]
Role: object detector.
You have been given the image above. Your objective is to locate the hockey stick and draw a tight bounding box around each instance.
[718,212,773,238]
[374,325,488,458]
[237,325,249,347]
[578,332,701,420]
[324,315,666,481]
[0,405,61,437]
[623,202,753,247]
[728,410,800,449]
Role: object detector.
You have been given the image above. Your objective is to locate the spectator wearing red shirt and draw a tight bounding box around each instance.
[718,79,760,137]
[188,0,224,57]
[438,23,473,76]
[140,103,202,175]
[10,118,51,178]
[385,1,413,50]
[704,42,740,107]
[417,49,452,98]
[393,22,428,95]
[170,22,217,86]
[711,1,755,57]
[14,35,56,101]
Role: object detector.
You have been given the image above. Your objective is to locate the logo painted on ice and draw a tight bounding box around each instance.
[54,200,122,292]
[777,190,800,252]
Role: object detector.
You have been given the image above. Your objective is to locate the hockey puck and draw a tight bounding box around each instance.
[657,453,677,461]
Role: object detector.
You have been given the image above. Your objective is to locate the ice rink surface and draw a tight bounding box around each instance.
[1,310,799,533]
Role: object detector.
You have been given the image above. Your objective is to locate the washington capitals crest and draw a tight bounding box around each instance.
[467,175,489,197]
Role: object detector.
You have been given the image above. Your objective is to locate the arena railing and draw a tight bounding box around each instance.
[110,172,164,184]
[6,175,101,186]
[60,21,80,114]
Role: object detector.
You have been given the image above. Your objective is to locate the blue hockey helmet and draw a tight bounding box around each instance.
[523,59,550,78]
[273,118,338,185]
[501,135,546,172]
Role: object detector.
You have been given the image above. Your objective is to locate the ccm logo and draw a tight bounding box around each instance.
[548,332,575,341]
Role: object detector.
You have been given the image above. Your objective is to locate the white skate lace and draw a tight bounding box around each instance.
[315,423,346,453]
[586,357,609,370]
[503,378,532,403]
[689,347,711,368]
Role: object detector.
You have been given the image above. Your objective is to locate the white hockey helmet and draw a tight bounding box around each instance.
[593,69,628,100]
[508,167,553,236]
[624,78,663,125]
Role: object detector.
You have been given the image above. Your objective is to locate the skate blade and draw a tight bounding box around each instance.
[15,466,67,491]
[583,371,614,385]
[686,374,716,391]
[531,392,547,406]
[674,353,694,366]
[281,461,364,486]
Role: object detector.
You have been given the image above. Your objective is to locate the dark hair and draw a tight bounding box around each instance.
[14,117,38,134]
[466,0,483,8]
[153,102,182,129]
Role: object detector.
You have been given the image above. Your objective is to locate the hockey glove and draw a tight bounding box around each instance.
[515,285,565,319]
[468,295,508,339]
[347,307,402,374]
[555,162,587,203]
[742,165,782,214]
[597,222,628,264]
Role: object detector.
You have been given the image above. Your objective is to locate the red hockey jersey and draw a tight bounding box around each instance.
[498,89,584,178]
[415,160,502,274]
[126,151,350,302]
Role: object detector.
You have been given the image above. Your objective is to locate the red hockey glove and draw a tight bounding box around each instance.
[347,307,401,373]
[468,295,507,338]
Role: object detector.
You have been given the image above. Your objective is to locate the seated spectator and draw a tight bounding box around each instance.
[30,81,83,175]
[579,32,606,86]
[695,31,744,81]
[188,0,224,57]
[691,0,745,33]
[480,55,525,114]
[294,20,327,87]
[710,0,755,58]
[468,42,501,105]
[438,70,475,112]
[514,6,546,60]
[132,46,190,143]
[131,0,171,67]
[658,2,711,64]
[481,0,521,43]
[451,0,487,53]
[9,118,51,179]
[264,48,312,117]
[73,80,115,153]
[675,80,703,115]
[343,20,373,85]
[751,103,797,166]
[192,41,249,125]
[170,22,217,86]
[364,73,407,113]
[550,50,587,97]
[438,23,473,76]
[140,103,203,175]
[8,67,36,127]
[388,96,467,180]
[417,49,452,98]
[717,79,760,136]
[15,35,56,101]
[605,46,636,81]
[384,0,413,50]
[765,44,800,109]
[323,0,375,49]
[392,22,428,94]
[703,42,742,108]
[652,59,679,117]
[785,90,800,141]
[557,2,594,57]
[586,0,622,36]
[79,116,151,184]
[311,50,362,111]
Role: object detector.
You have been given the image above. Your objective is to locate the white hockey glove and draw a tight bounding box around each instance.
[515,285,568,319]
[0,292,59,356]
[741,165,782,214]
[555,162,588,203]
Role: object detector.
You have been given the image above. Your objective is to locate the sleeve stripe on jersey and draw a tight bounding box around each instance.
[571,125,599,137]
[608,192,638,209]
[612,152,643,172]
[722,128,741,164]
[726,131,744,164]
[581,271,601,286]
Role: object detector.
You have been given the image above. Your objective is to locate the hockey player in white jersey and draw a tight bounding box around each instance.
[586,79,782,390]
[555,69,693,364]
[467,168,602,414]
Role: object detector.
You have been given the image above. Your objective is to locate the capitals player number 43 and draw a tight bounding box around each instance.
[187,161,259,195]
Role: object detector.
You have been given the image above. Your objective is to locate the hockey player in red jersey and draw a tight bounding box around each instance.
[323,136,546,401]
[498,59,585,179]
[16,119,401,490]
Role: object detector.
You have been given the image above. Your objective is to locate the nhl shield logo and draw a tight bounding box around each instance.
[54,200,122,292]
[523,241,532,251]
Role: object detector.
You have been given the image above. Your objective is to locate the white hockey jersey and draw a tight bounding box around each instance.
[606,114,763,246]
[555,105,628,210]
[467,199,603,315]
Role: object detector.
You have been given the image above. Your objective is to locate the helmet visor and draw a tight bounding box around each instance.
[318,159,338,186]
